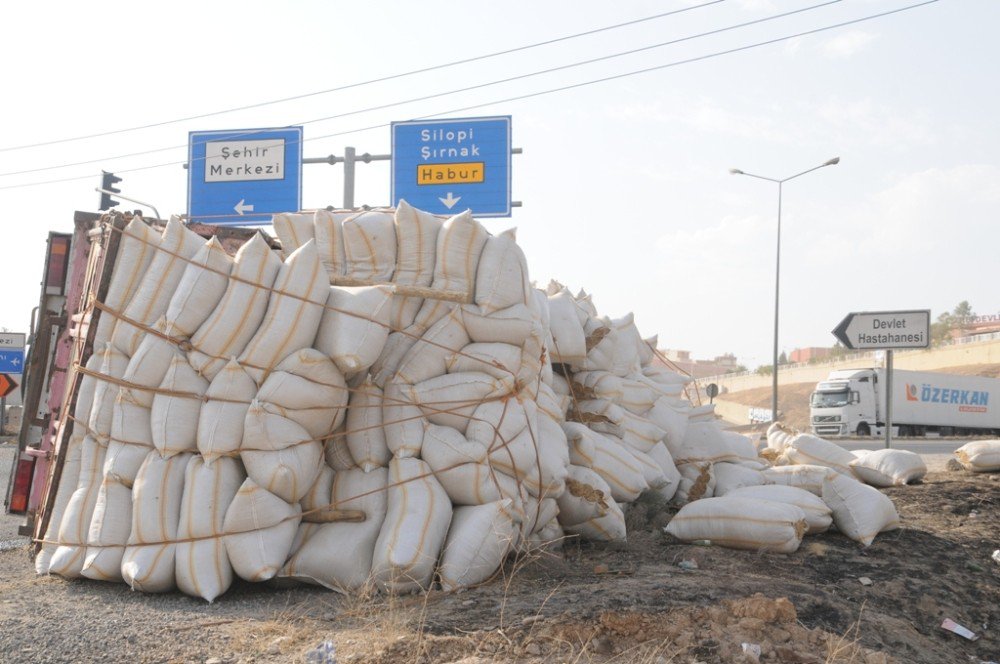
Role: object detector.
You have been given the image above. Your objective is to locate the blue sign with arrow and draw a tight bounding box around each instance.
[188,127,303,226]
[391,116,511,217]
[0,350,24,374]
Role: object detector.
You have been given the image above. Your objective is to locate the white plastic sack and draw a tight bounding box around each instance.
[189,233,282,381]
[849,449,927,486]
[239,240,329,384]
[955,440,1000,472]
[371,458,453,593]
[341,210,396,282]
[761,465,836,496]
[345,379,390,471]
[112,217,205,356]
[665,497,807,553]
[784,433,857,477]
[151,356,207,457]
[725,485,833,534]
[224,479,302,582]
[712,462,769,496]
[255,348,349,440]
[439,501,517,591]
[164,236,233,337]
[175,455,245,602]
[821,473,900,547]
[315,285,393,377]
[272,212,316,258]
[280,467,389,592]
[121,451,193,592]
[197,359,257,462]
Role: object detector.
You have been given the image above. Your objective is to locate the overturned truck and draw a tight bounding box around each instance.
[20,204,910,604]
[22,205,713,601]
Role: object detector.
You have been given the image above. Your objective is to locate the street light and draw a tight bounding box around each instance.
[729,157,839,424]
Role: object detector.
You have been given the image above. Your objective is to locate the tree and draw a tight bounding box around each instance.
[778,351,788,365]
[930,301,977,346]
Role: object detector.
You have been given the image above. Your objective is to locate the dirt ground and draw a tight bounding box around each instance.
[1,461,997,664]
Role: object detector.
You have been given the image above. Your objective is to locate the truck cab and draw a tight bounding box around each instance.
[810,369,879,437]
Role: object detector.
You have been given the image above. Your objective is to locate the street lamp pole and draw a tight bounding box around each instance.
[729,157,839,424]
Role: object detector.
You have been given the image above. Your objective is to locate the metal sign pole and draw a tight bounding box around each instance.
[885,349,893,449]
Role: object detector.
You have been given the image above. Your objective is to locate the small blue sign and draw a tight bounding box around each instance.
[391,116,511,217]
[0,350,24,374]
[188,127,303,226]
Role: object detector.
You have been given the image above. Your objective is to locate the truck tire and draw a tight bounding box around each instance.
[856,423,870,437]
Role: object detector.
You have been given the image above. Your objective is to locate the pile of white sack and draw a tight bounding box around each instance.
[33,203,926,603]
[666,422,918,553]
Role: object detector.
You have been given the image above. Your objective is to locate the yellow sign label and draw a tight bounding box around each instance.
[416,162,485,185]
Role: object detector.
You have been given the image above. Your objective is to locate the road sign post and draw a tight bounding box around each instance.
[0,332,26,432]
[391,116,512,217]
[188,127,303,226]
[832,310,930,448]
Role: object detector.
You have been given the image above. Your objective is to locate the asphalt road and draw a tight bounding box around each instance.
[837,437,968,455]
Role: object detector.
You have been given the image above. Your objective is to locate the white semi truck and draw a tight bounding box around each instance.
[810,368,1000,437]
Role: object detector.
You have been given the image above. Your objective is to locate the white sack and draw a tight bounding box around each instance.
[784,433,857,477]
[341,210,396,282]
[713,462,769,496]
[241,404,323,503]
[439,501,517,591]
[315,285,393,377]
[224,479,302,582]
[821,474,900,547]
[121,451,193,592]
[850,449,927,486]
[272,212,316,258]
[197,359,257,462]
[665,497,807,553]
[955,440,1000,472]
[280,467,389,592]
[164,236,233,337]
[112,217,205,356]
[474,229,530,315]
[239,240,328,384]
[151,356,207,457]
[189,233,282,381]
[256,348,349,440]
[345,379,390,471]
[175,456,245,602]
[372,458,453,593]
[724,485,833,534]
[761,465,836,497]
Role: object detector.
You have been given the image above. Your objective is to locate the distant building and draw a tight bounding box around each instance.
[789,347,832,363]
[951,315,1000,340]
[655,349,740,379]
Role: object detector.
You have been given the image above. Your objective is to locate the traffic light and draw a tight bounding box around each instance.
[99,171,122,211]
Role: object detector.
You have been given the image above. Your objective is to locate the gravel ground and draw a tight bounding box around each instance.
[0,449,991,664]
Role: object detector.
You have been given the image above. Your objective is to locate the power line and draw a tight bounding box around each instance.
[0,0,727,154]
[0,0,844,179]
[0,0,940,193]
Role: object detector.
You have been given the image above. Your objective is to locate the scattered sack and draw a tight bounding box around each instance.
[821,474,900,547]
[724,485,833,534]
[665,497,807,553]
[954,440,1000,472]
[849,449,927,486]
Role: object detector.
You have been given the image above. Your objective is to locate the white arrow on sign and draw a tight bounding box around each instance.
[832,309,930,350]
[234,199,255,216]
[439,193,461,209]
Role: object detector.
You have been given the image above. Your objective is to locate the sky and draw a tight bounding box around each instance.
[1,0,997,369]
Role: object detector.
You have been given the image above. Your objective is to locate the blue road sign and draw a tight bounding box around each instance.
[391,116,511,217]
[188,127,303,226]
[0,350,24,374]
